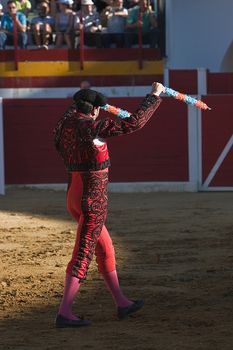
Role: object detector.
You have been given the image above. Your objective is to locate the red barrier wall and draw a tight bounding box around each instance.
[207,72,233,94]
[169,70,198,95]
[3,99,68,184]
[1,75,164,89]
[106,98,188,182]
[3,97,189,184]
[202,95,233,187]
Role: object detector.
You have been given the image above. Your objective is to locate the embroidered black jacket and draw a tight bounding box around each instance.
[54,94,162,171]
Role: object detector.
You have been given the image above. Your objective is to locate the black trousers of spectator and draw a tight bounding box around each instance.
[83,32,102,48]
[124,28,159,48]
[101,33,125,48]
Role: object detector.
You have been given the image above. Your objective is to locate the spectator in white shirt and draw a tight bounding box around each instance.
[74,0,102,47]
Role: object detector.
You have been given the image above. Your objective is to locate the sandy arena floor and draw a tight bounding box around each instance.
[0,188,233,350]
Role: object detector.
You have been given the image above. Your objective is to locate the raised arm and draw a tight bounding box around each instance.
[54,83,164,150]
[92,82,164,139]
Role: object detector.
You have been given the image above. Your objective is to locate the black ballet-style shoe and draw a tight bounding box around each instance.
[55,314,91,328]
[117,299,144,320]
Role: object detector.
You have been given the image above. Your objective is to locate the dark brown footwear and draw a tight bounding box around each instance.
[117,300,144,320]
[55,314,91,328]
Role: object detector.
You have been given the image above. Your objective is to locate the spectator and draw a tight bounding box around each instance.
[74,0,102,48]
[0,0,27,49]
[93,0,109,13]
[99,0,112,27]
[124,0,139,9]
[15,0,32,18]
[72,0,81,12]
[101,0,127,47]
[80,79,91,88]
[54,0,74,49]
[0,4,4,25]
[124,0,159,48]
[125,0,156,10]
[30,0,54,49]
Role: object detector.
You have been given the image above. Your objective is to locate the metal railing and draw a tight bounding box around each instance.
[10,18,161,71]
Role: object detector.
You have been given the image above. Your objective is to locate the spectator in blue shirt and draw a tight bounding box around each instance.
[0,0,27,49]
[30,1,54,49]
[101,0,128,47]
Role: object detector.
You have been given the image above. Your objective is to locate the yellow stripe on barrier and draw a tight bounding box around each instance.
[0,60,164,77]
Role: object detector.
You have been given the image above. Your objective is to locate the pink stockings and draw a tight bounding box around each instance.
[58,270,133,319]
[58,274,81,320]
[102,270,133,308]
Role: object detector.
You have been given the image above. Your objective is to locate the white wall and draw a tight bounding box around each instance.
[165,0,233,72]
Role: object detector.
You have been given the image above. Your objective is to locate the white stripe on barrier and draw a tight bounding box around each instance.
[0,86,152,99]
[188,104,199,191]
[197,107,203,188]
[6,181,198,193]
[0,97,5,195]
[197,68,207,95]
[163,68,169,88]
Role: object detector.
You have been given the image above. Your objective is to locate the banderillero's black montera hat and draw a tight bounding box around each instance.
[73,89,107,107]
